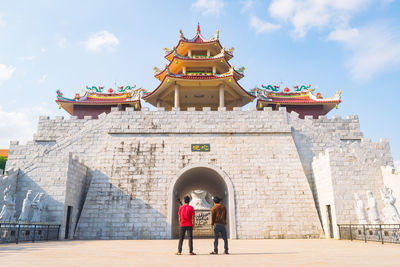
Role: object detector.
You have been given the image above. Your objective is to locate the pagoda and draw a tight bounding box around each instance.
[56,85,142,119]
[142,24,255,110]
[251,84,341,119]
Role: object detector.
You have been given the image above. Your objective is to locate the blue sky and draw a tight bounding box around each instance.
[0,0,399,166]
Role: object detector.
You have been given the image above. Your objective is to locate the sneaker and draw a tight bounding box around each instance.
[190,252,196,255]
[224,251,229,254]
[210,251,218,255]
[175,252,181,255]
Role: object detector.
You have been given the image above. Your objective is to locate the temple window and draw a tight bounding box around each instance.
[192,50,208,58]
[186,67,213,76]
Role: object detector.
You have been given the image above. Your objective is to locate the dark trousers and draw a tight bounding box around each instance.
[178,226,193,253]
[213,224,228,253]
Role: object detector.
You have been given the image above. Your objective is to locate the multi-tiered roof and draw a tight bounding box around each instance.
[251,84,341,119]
[143,24,255,110]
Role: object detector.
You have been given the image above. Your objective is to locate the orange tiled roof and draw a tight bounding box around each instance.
[0,149,9,158]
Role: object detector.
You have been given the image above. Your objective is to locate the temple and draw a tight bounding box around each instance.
[56,85,142,119]
[252,84,341,119]
[4,24,398,242]
[143,24,255,110]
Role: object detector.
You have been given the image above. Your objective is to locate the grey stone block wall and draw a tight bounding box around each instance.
[313,138,393,238]
[382,166,400,212]
[65,155,89,239]
[2,107,396,240]
[289,112,364,220]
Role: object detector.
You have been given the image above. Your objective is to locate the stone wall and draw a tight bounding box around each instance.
[381,166,400,211]
[33,115,95,143]
[65,155,89,238]
[313,139,393,238]
[289,112,364,220]
[73,107,322,239]
[3,106,395,240]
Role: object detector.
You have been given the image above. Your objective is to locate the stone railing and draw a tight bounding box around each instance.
[337,224,400,244]
[0,222,61,244]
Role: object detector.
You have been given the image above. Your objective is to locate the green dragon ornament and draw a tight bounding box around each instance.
[261,84,280,92]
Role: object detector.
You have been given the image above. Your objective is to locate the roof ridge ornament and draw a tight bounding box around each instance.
[153,66,162,74]
[197,23,201,33]
[179,29,184,40]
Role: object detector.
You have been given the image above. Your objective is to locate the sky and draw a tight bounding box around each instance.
[0,0,399,167]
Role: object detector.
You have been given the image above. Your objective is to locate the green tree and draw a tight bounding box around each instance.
[0,156,7,171]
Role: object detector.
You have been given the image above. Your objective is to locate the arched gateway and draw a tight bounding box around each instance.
[167,164,237,239]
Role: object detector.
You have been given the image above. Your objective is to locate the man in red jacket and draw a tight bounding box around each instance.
[176,196,196,255]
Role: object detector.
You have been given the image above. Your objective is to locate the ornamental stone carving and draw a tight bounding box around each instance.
[380,187,400,224]
[18,190,33,222]
[366,191,380,224]
[189,190,212,210]
[0,186,16,222]
[31,193,46,223]
[354,193,368,224]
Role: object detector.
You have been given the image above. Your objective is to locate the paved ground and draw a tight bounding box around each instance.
[1,239,400,266]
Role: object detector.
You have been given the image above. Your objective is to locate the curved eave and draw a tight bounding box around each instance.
[257,98,341,114]
[165,39,224,61]
[156,55,244,81]
[56,99,140,105]
[144,74,254,101]
[258,99,341,105]
[166,50,233,62]
[56,99,141,116]
[154,69,168,81]
[173,52,232,62]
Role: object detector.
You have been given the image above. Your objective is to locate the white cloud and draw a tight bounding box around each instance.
[330,22,400,80]
[0,64,16,85]
[327,28,359,42]
[84,31,119,52]
[383,0,395,4]
[57,36,67,48]
[192,0,225,16]
[241,0,254,13]
[249,15,281,34]
[38,74,47,84]
[268,0,369,37]
[18,55,36,61]
[0,105,50,148]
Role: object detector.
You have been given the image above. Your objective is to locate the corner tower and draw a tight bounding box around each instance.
[143,25,255,110]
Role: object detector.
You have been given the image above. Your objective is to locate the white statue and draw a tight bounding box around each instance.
[0,186,16,222]
[380,187,400,224]
[354,193,368,224]
[18,190,33,221]
[189,190,212,210]
[31,193,46,223]
[366,191,380,224]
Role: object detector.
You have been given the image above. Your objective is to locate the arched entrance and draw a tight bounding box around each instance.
[167,164,236,239]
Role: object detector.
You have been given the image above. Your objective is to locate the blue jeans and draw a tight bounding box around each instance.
[213,224,228,253]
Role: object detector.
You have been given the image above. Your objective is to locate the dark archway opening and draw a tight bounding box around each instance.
[171,167,230,238]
